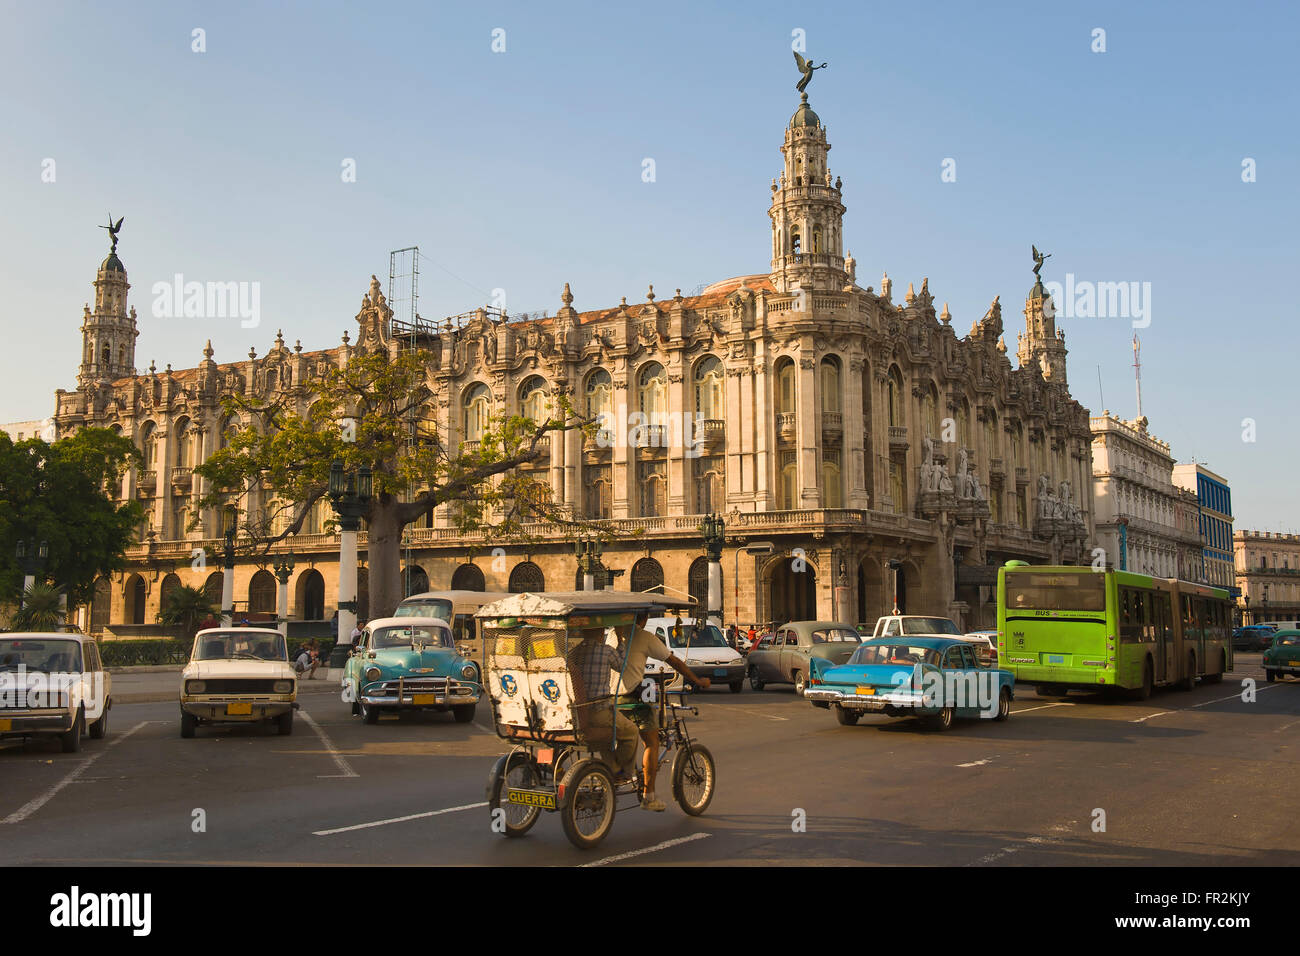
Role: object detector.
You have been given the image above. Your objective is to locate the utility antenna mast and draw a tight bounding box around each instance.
[1132,333,1143,418]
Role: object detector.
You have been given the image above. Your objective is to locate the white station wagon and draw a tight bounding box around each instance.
[0,632,111,752]
[180,628,297,737]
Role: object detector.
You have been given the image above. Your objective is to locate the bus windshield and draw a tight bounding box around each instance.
[1004,572,1106,612]
[395,598,453,621]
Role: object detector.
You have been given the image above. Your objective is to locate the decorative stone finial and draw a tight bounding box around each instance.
[203,339,214,360]
[148,359,156,376]
[165,363,172,375]
[940,302,951,323]
[997,337,1007,353]
[294,339,302,353]
[275,329,285,349]
[647,284,655,302]
[248,346,257,360]
[561,282,573,306]
[341,330,350,345]
[674,288,682,301]
[881,271,892,300]
[905,282,916,304]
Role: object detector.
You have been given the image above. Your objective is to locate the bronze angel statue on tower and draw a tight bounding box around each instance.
[793,51,827,93]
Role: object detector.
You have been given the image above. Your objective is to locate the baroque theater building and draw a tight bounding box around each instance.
[54,88,1094,635]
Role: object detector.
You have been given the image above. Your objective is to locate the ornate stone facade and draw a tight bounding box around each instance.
[54,92,1095,634]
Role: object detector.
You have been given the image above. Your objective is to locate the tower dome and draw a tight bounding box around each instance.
[99,252,126,274]
[789,93,820,128]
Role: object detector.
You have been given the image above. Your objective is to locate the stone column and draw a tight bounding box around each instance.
[612,383,631,518]
[338,528,358,645]
[707,559,722,626]
[798,354,819,508]
[275,567,291,637]
[667,369,687,513]
[845,359,867,508]
[220,557,235,627]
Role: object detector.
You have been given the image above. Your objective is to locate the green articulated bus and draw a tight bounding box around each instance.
[997,563,1233,698]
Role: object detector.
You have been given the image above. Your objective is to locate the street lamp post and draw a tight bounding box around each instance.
[1243,594,1251,626]
[699,513,725,627]
[273,551,295,638]
[220,508,237,627]
[328,460,372,665]
[575,536,603,591]
[887,559,902,616]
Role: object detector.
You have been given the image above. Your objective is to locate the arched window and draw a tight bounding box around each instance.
[296,570,325,620]
[519,376,548,423]
[985,408,998,457]
[922,384,939,438]
[586,466,612,519]
[812,225,823,254]
[823,455,843,509]
[464,383,491,442]
[630,558,665,594]
[791,227,801,255]
[140,422,157,470]
[404,566,429,597]
[887,368,904,427]
[102,345,111,366]
[203,571,224,607]
[820,356,841,414]
[642,463,666,516]
[638,363,666,420]
[302,496,331,535]
[159,573,181,614]
[172,501,190,539]
[118,345,125,366]
[694,356,724,420]
[175,417,192,468]
[219,415,238,451]
[585,369,613,430]
[775,358,796,415]
[508,561,545,594]
[695,460,724,514]
[779,451,798,510]
[688,557,710,611]
[249,570,276,615]
[451,563,486,591]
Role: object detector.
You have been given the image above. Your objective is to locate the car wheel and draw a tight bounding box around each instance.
[89,701,109,740]
[1179,653,1196,691]
[360,698,379,724]
[793,671,807,696]
[927,707,954,732]
[748,666,765,691]
[453,703,476,724]
[180,710,197,738]
[994,687,1011,722]
[1266,669,1276,683]
[61,707,84,753]
[276,710,293,735]
[834,706,859,726]
[729,680,743,694]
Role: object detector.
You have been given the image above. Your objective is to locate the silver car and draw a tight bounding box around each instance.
[746,621,862,695]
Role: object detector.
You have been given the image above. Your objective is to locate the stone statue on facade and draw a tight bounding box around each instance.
[1032,244,1051,279]
[967,466,983,501]
[920,436,936,493]
[955,448,969,498]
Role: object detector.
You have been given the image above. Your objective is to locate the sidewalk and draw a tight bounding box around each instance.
[108,667,344,704]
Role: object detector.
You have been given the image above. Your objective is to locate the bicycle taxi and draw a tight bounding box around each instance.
[478,591,716,849]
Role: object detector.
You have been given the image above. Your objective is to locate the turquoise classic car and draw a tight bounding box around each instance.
[803,637,1015,731]
[1263,629,1300,682]
[343,616,481,724]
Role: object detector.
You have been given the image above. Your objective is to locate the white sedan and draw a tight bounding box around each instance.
[180,628,297,738]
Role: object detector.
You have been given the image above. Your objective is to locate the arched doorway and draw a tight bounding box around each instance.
[768,555,816,624]
[90,577,111,633]
[508,561,545,594]
[297,569,325,620]
[451,563,485,591]
[404,565,429,596]
[857,559,884,625]
[630,557,664,594]
[125,574,147,625]
[248,570,276,615]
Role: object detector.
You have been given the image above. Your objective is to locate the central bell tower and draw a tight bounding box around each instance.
[78,223,139,389]
[768,92,847,294]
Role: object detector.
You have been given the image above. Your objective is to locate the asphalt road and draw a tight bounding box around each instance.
[2,654,1297,866]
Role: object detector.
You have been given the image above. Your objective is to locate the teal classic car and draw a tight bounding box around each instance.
[343,616,481,724]
[803,637,1015,731]
[1263,629,1300,682]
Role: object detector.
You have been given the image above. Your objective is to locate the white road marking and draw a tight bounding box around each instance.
[957,758,994,767]
[2,720,149,824]
[313,801,487,835]
[967,822,1075,866]
[474,722,493,735]
[298,709,358,779]
[1131,685,1281,723]
[581,831,712,866]
[1012,702,1075,714]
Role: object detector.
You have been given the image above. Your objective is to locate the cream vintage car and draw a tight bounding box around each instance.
[180,627,297,737]
[0,632,111,753]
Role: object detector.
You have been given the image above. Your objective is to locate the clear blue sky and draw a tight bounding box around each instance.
[1,0,1295,530]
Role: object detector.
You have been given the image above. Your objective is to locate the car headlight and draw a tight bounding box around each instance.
[461,663,478,681]
[273,680,293,694]
[187,680,206,695]
[365,667,382,682]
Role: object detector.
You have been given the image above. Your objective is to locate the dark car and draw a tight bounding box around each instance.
[1233,626,1274,651]
[746,621,862,695]
[1263,629,1300,682]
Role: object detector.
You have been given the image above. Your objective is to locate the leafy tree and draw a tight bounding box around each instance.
[0,429,143,605]
[13,582,66,630]
[196,347,601,620]
[157,584,217,642]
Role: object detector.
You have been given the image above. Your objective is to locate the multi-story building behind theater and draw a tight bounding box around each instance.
[1090,413,1203,579]
[1235,530,1300,624]
[52,83,1096,636]
[1173,462,1234,588]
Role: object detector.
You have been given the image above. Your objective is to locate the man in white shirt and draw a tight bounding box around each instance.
[614,612,710,811]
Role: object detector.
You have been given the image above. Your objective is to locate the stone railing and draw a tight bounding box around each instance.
[136,470,157,496]
[170,467,193,494]
[888,426,908,448]
[776,413,797,442]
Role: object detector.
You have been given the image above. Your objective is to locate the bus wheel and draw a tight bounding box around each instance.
[1179,654,1196,691]
[1132,661,1153,701]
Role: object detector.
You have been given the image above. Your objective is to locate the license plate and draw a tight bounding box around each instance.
[226,702,253,715]
[507,789,556,810]
[1289,661,1300,667]
[714,669,728,677]
[0,719,10,732]
[412,694,437,705]
[855,686,876,696]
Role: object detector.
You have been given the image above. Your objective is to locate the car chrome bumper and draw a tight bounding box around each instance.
[181,698,295,720]
[360,683,480,708]
[0,709,75,734]
[804,687,927,709]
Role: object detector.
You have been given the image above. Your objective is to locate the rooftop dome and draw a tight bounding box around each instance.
[99,253,126,274]
[789,93,820,129]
